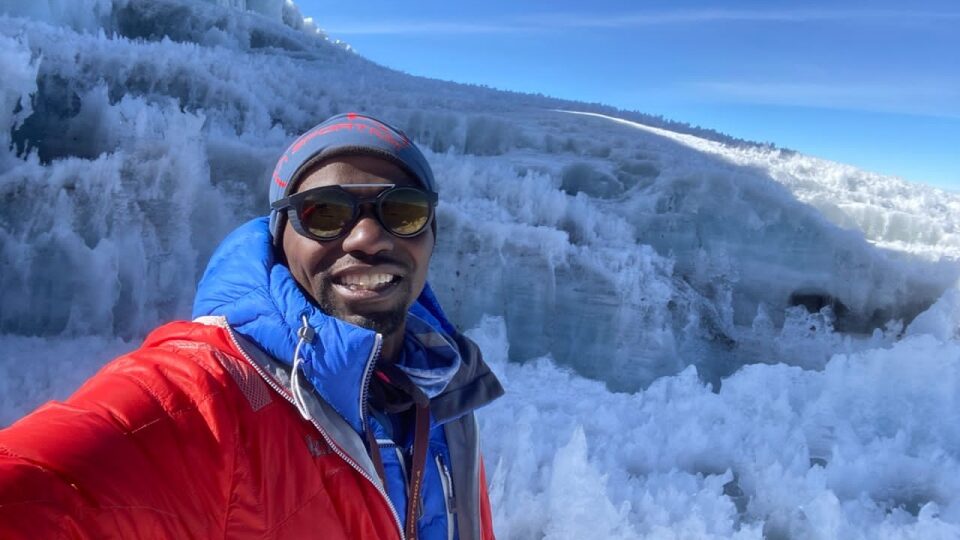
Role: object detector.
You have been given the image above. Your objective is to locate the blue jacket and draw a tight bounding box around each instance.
[193,217,503,540]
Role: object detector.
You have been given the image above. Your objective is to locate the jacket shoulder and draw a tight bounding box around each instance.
[0,320,256,538]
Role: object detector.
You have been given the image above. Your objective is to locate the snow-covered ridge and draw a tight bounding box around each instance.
[568,110,960,260]
[2,1,960,536]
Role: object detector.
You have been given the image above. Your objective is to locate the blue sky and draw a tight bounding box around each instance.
[298,0,959,190]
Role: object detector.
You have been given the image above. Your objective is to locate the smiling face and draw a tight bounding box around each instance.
[281,155,434,347]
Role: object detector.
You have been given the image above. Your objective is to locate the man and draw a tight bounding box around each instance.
[0,113,504,539]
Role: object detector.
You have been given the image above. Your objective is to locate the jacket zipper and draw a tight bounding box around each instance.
[223,324,405,539]
[359,333,383,429]
[435,454,457,540]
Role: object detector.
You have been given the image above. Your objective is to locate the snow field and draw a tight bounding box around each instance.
[469,314,960,539]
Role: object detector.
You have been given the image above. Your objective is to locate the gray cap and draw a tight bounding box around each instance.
[268,112,436,242]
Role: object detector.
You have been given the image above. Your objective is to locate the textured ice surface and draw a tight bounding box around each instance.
[470,315,960,539]
[1,1,959,537]
[0,334,133,426]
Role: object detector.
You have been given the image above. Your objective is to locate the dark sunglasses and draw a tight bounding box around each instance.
[272,183,438,241]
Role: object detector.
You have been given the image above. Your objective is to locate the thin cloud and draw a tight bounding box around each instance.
[525,9,960,28]
[321,21,521,35]
[691,80,960,119]
[323,9,960,35]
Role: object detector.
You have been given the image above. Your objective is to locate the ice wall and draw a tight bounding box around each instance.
[613,114,960,261]
[0,0,312,35]
[0,0,114,33]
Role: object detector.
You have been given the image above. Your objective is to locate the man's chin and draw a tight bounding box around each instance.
[342,310,406,336]
[319,297,407,335]
[318,284,411,336]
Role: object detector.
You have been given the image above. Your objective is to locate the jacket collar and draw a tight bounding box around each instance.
[192,217,486,434]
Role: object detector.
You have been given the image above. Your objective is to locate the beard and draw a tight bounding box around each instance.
[314,278,411,336]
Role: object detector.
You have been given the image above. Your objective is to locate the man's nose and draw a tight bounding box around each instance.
[340,208,394,254]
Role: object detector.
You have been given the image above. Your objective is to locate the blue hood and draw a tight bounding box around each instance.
[192,217,463,434]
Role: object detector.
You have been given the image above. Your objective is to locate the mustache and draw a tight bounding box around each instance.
[330,252,410,271]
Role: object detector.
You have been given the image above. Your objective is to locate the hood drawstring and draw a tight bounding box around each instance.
[291,314,316,421]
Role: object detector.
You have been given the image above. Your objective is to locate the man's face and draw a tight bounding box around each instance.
[281,155,434,336]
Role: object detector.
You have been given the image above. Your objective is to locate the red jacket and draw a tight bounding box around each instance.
[0,320,495,539]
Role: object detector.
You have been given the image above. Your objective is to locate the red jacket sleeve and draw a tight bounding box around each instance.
[0,344,239,538]
[478,456,496,540]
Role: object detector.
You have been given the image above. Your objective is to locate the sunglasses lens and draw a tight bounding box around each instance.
[380,188,432,236]
[299,189,355,239]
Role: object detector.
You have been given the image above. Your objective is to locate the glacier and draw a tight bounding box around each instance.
[1,0,959,537]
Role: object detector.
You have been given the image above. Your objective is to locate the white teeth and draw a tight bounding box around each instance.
[338,273,396,289]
